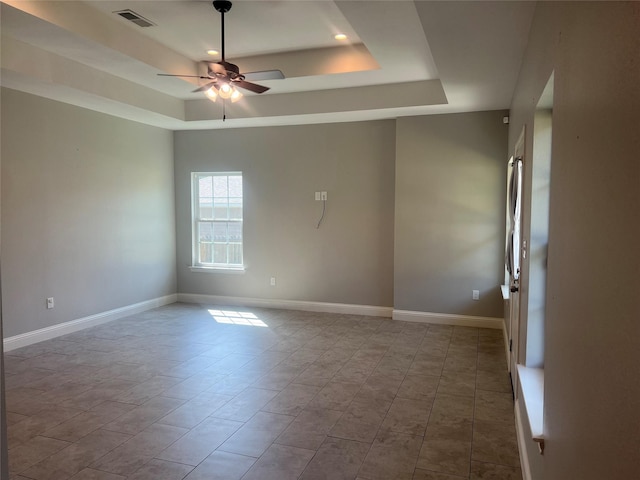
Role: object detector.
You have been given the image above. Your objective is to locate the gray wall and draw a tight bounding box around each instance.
[175,122,396,307]
[176,114,506,320]
[395,112,508,317]
[0,100,7,477]
[1,88,177,338]
[509,3,640,479]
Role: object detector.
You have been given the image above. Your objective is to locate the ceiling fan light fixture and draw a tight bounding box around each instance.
[218,82,234,99]
[205,86,219,102]
[230,89,243,103]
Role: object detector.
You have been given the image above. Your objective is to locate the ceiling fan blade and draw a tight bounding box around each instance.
[157,74,211,79]
[243,70,285,81]
[192,81,218,93]
[234,80,270,94]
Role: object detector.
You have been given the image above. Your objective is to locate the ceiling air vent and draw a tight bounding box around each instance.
[114,9,156,28]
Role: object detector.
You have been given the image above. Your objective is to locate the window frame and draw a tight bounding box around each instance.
[191,171,245,272]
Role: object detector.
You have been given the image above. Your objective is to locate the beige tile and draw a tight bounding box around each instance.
[397,374,440,401]
[159,371,226,400]
[476,368,512,393]
[299,437,370,480]
[329,416,381,444]
[60,381,138,410]
[6,412,30,436]
[408,354,445,376]
[276,408,343,450]
[8,406,83,445]
[41,412,109,442]
[8,435,71,474]
[6,387,50,417]
[156,392,232,429]
[90,424,188,476]
[417,436,472,478]
[183,451,256,480]
[102,396,185,435]
[114,375,182,405]
[340,395,391,427]
[88,401,137,420]
[358,430,423,479]
[206,353,256,375]
[442,354,477,374]
[412,469,467,479]
[156,417,243,466]
[429,394,474,426]
[471,420,520,467]
[241,444,315,480]
[251,365,306,390]
[21,429,131,480]
[418,338,450,357]
[5,305,521,480]
[68,469,126,480]
[470,461,522,479]
[207,375,253,396]
[127,459,194,480]
[164,354,224,379]
[211,387,279,422]
[425,422,473,443]
[285,348,325,367]
[437,371,477,397]
[219,411,294,457]
[477,353,508,373]
[359,373,404,402]
[307,381,361,411]
[333,360,378,384]
[382,397,432,436]
[262,383,320,416]
[474,390,515,425]
[292,363,338,387]
[373,353,414,377]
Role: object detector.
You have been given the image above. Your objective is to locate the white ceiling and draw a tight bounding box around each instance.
[0,0,536,130]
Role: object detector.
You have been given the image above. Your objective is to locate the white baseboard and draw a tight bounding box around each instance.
[392,309,502,329]
[515,400,533,480]
[3,294,178,352]
[177,293,393,318]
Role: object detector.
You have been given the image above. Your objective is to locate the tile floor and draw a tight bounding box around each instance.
[4,303,522,479]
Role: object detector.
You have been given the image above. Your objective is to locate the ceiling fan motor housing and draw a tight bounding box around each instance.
[213,1,232,14]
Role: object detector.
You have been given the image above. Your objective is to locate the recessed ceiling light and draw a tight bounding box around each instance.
[334,33,347,41]
[206,49,219,56]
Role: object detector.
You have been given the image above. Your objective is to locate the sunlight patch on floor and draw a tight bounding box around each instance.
[207,309,268,327]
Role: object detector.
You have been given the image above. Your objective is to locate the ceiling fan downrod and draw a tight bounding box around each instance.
[213,1,232,62]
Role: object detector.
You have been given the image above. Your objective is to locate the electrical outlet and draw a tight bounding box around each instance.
[270,277,276,286]
[315,192,321,201]
[472,290,480,301]
[321,191,327,201]
[46,297,55,309]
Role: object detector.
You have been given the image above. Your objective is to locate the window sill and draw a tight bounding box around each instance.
[189,266,245,274]
[501,284,510,300]
[517,364,545,451]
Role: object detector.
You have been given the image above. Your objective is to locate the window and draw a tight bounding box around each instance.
[192,172,243,270]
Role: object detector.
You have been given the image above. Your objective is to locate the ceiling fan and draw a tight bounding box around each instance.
[158,0,283,102]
